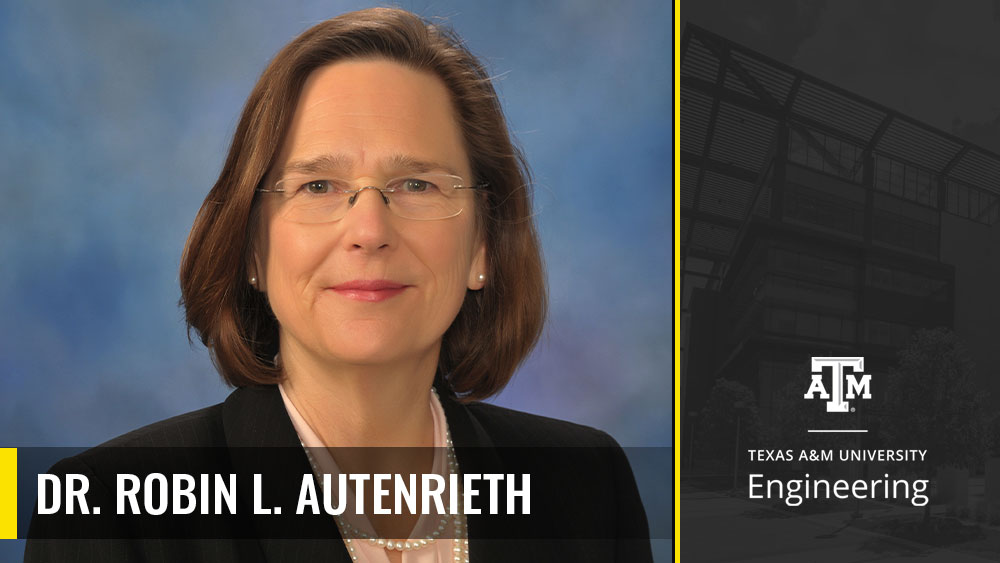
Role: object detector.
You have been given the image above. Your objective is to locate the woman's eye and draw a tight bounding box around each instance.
[301,180,333,194]
[400,179,434,193]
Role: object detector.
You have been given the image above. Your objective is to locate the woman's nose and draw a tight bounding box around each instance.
[347,186,389,207]
[340,186,395,251]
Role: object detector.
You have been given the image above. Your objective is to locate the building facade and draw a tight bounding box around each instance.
[680,25,1000,434]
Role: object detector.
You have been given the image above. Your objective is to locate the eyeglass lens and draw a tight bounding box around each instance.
[272,173,471,222]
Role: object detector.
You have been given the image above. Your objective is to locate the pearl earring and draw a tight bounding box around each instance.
[477,274,486,282]
[249,276,257,286]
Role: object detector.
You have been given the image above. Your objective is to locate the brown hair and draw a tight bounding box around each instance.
[180,7,545,400]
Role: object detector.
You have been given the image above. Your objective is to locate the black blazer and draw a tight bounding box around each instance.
[26,385,652,562]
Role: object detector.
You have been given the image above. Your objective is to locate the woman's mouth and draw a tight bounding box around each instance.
[328,280,410,302]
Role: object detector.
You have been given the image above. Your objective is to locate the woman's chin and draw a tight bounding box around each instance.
[315,336,434,370]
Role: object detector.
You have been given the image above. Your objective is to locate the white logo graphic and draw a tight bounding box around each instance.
[804,357,871,412]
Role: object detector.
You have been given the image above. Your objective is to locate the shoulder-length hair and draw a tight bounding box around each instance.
[180,7,546,400]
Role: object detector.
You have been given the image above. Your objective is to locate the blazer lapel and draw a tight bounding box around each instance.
[222,386,352,563]
[436,386,533,563]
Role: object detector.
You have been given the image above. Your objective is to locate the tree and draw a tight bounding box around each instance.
[880,327,989,525]
[696,379,763,476]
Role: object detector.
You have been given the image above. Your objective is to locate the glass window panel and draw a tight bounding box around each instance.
[875,156,890,192]
[825,135,839,156]
[863,320,876,344]
[903,166,915,200]
[769,308,795,333]
[916,173,931,205]
[984,193,997,222]
[891,161,905,196]
[820,316,841,340]
[788,131,807,165]
[868,265,891,288]
[796,311,820,337]
[842,320,856,342]
[808,145,823,170]
[892,269,909,292]
[874,321,890,345]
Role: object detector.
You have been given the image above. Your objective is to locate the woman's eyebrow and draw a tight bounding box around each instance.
[384,154,458,175]
[280,154,352,176]
[279,153,458,176]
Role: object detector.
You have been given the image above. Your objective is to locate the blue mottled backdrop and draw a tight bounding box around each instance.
[1,0,670,553]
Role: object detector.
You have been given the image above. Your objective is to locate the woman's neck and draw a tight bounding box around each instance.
[278,341,438,449]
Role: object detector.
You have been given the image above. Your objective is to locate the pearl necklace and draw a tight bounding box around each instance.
[299,389,470,563]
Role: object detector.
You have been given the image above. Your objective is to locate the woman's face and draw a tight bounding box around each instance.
[257,59,486,371]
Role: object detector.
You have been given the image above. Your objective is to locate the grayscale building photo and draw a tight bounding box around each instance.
[681,24,1000,427]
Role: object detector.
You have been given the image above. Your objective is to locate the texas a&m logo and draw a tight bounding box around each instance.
[804,357,871,412]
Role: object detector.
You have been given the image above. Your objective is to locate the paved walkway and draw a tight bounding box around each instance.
[681,485,999,563]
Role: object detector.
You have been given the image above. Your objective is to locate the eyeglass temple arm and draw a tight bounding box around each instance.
[454,183,490,191]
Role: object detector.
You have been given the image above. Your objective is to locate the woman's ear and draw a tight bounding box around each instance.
[467,241,487,290]
[248,212,269,292]
[248,244,267,292]
[248,265,263,292]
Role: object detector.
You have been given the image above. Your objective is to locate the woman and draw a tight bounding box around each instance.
[27,8,651,562]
